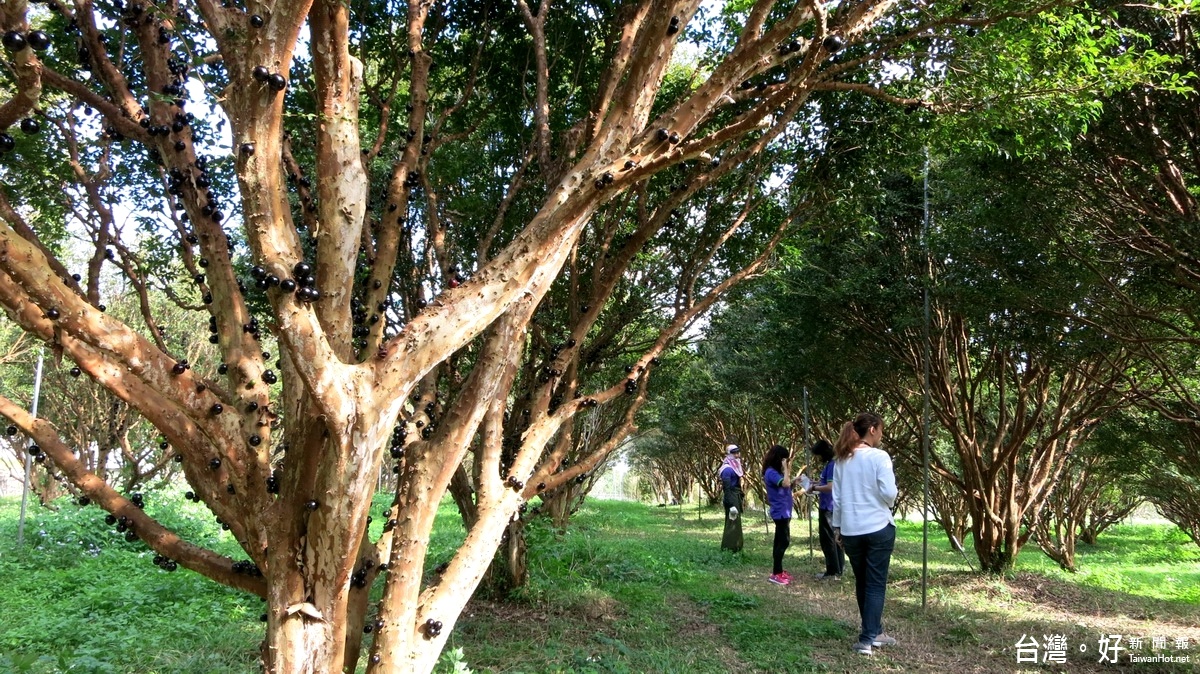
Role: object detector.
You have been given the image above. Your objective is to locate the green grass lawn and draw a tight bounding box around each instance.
[1,493,1197,673]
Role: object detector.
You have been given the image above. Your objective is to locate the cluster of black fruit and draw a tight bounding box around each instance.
[667,16,681,35]
[184,490,201,502]
[655,128,681,144]
[778,40,802,56]
[232,559,263,576]
[26,443,46,463]
[156,110,193,149]
[505,475,524,492]
[250,65,287,92]
[287,172,320,214]
[105,513,139,541]
[0,104,40,153]
[350,296,381,337]
[152,554,179,571]
[578,398,598,409]
[350,564,370,589]
[195,176,225,222]
[423,618,443,638]
[593,170,615,190]
[129,492,145,509]
[171,359,192,375]
[389,424,407,459]
[288,261,321,301]
[362,618,385,634]
[2,29,51,54]
[552,339,578,357]
[403,169,422,190]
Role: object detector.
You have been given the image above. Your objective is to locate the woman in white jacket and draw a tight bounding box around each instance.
[831,412,898,656]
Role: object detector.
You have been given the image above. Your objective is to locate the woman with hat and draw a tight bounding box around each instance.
[719,442,744,552]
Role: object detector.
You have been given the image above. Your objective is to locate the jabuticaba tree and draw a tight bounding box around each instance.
[0,0,1069,670]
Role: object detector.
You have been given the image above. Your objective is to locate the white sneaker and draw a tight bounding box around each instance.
[873,634,897,647]
[727,507,739,521]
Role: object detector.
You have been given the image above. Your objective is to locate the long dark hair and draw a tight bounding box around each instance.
[761,444,790,476]
[809,439,834,463]
[833,412,884,461]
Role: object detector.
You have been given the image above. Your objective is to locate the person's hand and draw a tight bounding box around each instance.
[834,527,843,548]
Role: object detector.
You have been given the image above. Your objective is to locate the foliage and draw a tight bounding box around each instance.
[0,495,261,674]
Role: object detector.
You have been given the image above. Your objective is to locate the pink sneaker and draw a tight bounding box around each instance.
[780,571,792,582]
[768,573,790,585]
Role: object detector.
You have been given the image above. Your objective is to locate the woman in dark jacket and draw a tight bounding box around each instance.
[805,439,844,579]
[719,443,744,552]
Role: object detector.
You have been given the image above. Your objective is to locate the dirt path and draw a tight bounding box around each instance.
[723,561,1200,673]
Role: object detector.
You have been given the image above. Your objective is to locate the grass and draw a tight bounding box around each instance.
[1,493,1198,673]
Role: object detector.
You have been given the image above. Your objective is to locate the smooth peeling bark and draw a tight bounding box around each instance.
[372,475,526,674]
[310,0,368,352]
[368,307,533,673]
[263,376,396,674]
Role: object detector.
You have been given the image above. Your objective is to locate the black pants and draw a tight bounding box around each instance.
[772,518,791,574]
[818,509,845,576]
[721,489,743,552]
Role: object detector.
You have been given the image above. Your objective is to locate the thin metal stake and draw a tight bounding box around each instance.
[16,350,45,547]
[803,387,813,559]
[921,149,933,609]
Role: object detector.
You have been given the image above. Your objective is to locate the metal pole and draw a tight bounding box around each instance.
[803,387,813,559]
[921,149,933,609]
[16,350,45,547]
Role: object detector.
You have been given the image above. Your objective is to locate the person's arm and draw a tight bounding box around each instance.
[791,459,808,486]
[830,462,842,532]
[807,461,830,494]
[778,458,795,488]
[878,454,898,508]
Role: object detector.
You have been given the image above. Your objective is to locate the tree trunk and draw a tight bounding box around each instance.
[449,463,479,530]
[544,483,581,529]
[479,518,529,597]
[972,510,1015,574]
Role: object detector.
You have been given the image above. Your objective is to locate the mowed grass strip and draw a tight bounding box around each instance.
[451,502,1199,673]
[2,495,1198,673]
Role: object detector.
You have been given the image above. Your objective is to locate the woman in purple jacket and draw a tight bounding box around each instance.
[762,444,804,585]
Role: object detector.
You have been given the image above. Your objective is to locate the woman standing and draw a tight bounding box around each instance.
[762,444,804,585]
[719,443,744,553]
[805,439,844,580]
[832,412,898,656]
